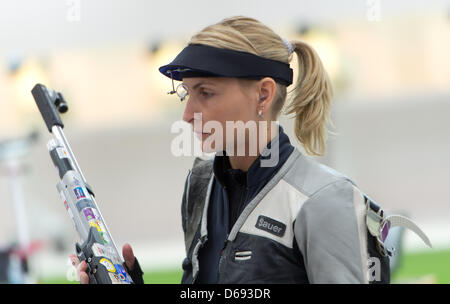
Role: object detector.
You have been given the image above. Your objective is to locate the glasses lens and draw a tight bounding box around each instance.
[176,83,189,101]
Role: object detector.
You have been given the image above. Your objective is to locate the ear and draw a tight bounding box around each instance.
[257,77,277,113]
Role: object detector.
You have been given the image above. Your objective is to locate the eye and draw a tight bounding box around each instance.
[200,90,214,98]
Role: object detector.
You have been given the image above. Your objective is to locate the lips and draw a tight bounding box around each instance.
[193,125,211,134]
[193,130,211,140]
[194,131,209,137]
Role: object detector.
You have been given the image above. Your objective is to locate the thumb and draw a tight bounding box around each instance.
[122,243,135,271]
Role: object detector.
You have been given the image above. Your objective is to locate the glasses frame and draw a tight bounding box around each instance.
[166,69,190,102]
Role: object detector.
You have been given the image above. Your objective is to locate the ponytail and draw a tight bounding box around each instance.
[283,40,334,156]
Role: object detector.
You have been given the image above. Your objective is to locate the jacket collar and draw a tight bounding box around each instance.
[213,124,294,188]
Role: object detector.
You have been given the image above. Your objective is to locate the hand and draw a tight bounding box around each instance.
[69,243,136,284]
[69,253,89,284]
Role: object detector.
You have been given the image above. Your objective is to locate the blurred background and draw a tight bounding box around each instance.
[0,0,449,284]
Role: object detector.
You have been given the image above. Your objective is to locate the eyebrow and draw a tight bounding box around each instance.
[183,81,216,91]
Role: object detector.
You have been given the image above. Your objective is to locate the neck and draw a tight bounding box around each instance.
[228,155,259,172]
[228,121,278,172]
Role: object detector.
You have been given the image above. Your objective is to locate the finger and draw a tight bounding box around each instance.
[76,260,88,283]
[79,271,90,284]
[122,243,135,270]
[78,260,87,272]
[69,254,79,267]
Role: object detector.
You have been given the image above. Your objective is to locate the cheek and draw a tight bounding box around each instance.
[218,94,254,122]
[200,92,255,139]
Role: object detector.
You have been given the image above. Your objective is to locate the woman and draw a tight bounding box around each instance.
[72,15,398,284]
[159,15,394,284]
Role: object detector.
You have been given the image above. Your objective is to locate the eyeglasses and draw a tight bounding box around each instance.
[167,69,189,102]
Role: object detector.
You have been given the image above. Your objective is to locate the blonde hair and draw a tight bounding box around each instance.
[189,16,334,156]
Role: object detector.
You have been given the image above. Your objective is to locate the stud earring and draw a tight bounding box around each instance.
[258,95,266,118]
[258,105,264,118]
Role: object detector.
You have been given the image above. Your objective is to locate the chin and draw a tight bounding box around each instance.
[200,136,225,154]
[201,142,222,154]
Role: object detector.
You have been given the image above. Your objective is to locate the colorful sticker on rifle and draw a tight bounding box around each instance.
[99,258,115,272]
[114,264,130,282]
[91,208,101,221]
[108,273,121,284]
[89,220,110,244]
[91,243,104,257]
[89,220,100,232]
[62,200,74,220]
[82,207,96,221]
[73,187,86,200]
[56,147,68,159]
[91,243,117,261]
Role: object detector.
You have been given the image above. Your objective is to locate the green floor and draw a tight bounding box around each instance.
[391,248,450,283]
[40,249,450,284]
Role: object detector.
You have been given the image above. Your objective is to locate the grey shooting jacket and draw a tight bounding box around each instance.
[180,148,393,284]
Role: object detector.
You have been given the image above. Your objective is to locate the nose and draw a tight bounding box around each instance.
[182,96,196,124]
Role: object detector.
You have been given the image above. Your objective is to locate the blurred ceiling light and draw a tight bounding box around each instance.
[11,58,49,114]
[300,28,341,81]
[148,39,162,55]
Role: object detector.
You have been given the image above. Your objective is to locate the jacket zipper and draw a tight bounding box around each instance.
[218,184,248,281]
